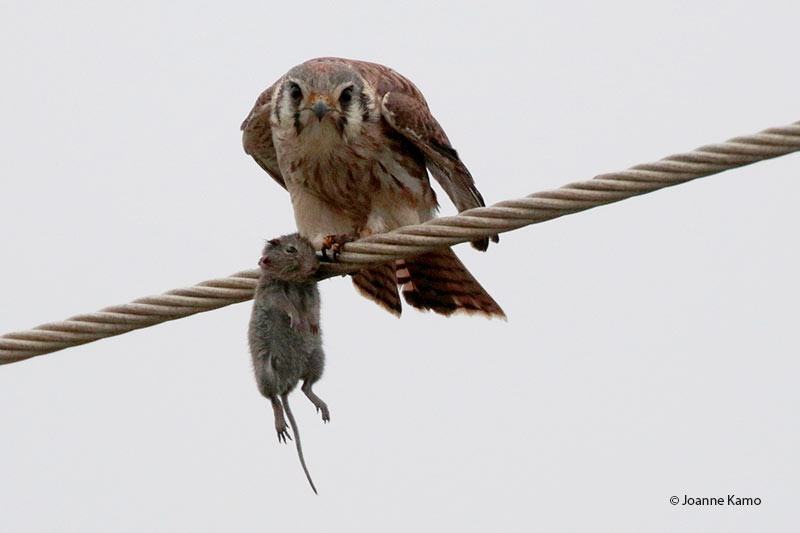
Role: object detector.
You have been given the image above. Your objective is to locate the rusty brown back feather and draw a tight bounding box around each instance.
[346,60,496,251]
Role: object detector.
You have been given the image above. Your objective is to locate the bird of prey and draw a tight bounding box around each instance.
[241,57,504,318]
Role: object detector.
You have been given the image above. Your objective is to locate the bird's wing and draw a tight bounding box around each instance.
[351,60,494,250]
[363,64,486,212]
[241,81,286,189]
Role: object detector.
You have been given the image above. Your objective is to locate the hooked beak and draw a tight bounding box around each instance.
[311,99,330,120]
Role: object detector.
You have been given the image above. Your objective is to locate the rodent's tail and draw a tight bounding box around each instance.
[281,394,318,494]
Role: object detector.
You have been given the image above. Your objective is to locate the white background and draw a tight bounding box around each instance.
[1,1,798,531]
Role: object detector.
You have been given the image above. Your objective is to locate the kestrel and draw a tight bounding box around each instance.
[241,57,503,318]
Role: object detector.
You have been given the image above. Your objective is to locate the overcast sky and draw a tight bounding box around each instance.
[1,1,798,531]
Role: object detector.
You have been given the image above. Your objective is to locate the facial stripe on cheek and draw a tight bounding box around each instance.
[273,86,284,124]
[360,92,370,122]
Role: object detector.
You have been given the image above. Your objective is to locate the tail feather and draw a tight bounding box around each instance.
[351,265,402,316]
[396,249,505,318]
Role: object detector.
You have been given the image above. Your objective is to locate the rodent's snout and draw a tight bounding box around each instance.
[259,256,270,266]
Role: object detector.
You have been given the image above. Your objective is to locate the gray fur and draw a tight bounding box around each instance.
[248,233,329,494]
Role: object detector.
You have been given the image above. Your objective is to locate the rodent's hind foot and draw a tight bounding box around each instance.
[270,396,292,443]
[317,404,330,423]
[302,383,330,423]
[276,426,292,444]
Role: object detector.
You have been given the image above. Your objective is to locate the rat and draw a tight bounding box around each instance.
[248,233,330,494]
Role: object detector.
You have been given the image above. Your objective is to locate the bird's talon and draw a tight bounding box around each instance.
[321,234,355,262]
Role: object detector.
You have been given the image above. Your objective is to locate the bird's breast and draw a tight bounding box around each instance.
[278,134,429,208]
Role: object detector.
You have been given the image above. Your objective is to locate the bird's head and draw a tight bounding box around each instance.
[272,58,377,146]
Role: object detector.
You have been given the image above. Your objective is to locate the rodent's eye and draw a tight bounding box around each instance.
[285,246,298,254]
[289,83,302,104]
[339,86,353,106]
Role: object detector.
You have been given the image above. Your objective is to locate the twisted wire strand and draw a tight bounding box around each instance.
[2,121,799,365]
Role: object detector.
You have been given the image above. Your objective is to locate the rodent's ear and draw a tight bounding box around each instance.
[267,238,281,246]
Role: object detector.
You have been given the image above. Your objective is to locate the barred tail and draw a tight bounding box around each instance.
[351,265,402,316]
[396,249,505,318]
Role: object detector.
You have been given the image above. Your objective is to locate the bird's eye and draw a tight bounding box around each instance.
[289,83,302,104]
[286,246,298,254]
[339,86,353,105]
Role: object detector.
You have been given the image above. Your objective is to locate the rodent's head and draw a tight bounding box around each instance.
[258,233,319,281]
